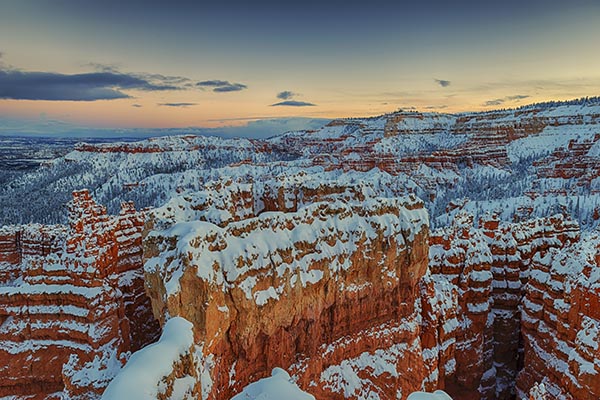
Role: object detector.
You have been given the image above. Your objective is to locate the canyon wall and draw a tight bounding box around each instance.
[144,184,431,399]
[136,169,598,400]
[273,103,600,179]
[517,230,600,399]
[0,190,159,399]
[428,212,581,400]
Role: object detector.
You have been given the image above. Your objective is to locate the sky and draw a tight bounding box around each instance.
[0,0,599,137]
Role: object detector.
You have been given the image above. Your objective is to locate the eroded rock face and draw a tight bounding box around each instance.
[0,190,159,399]
[273,103,600,178]
[101,317,201,400]
[142,171,599,400]
[1,99,600,400]
[517,231,600,400]
[428,212,580,400]
[144,185,430,399]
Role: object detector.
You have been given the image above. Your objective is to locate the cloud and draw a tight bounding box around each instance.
[271,100,316,107]
[214,83,247,92]
[483,98,505,106]
[86,63,193,88]
[85,62,121,73]
[277,91,296,100]
[131,103,142,108]
[425,105,448,110]
[483,94,530,107]
[197,80,230,87]
[158,103,198,107]
[212,117,329,139]
[144,73,192,87]
[434,79,451,88]
[0,69,180,101]
[158,102,197,107]
[197,80,247,92]
[506,94,530,101]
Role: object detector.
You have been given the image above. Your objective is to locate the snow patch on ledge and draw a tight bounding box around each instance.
[231,368,315,400]
[101,317,195,400]
[407,390,453,400]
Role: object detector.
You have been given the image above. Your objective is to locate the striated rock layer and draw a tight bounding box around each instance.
[0,190,160,399]
[1,98,600,399]
[144,182,431,399]
[140,173,599,400]
[428,211,581,400]
[517,230,600,399]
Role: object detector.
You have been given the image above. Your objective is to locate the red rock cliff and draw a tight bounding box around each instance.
[144,188,430,399]
[0,190,159,399]
[517,230,600,399]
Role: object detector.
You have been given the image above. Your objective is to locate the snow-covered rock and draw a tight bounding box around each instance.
[102,317,199,400]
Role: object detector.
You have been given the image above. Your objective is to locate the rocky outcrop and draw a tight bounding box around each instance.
[0,190,159,399]
[142,169,597,400]
[533,134,600,192]
[274,101,600,178]
[74,135,284,156]
[428,212,580,400]
[102,317,200,400]
[517,231,600,399]
[144,185,430,399]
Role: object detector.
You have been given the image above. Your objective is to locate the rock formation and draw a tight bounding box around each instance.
[428,212,581,399]
[102,317,201,400]
[0,190,159,399]
[517,231,600,399]
[144,184,430,399]
[0,98,599,399]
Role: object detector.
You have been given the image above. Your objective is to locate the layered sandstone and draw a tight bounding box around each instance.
[1,99,599,400]
[273,101,600,179]
[533,134,600,192]
[140,168,597,400]
[517,231,600,399]
[0,190,159,399]
[428,212,580,400]
[144,185,430,399]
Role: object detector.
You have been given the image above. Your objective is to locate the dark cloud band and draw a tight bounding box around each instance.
[158,102,197,107]
[0,69,178,101]
[271,100,316,107]
[197,80,247,92]
[276,91,296,100]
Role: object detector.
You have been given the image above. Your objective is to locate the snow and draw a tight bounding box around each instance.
[320,339,419,399]
[587,140,600,157]
[1,98,599,399]
[146,195,428,306]
[63,340,124,392]
[407,390,453,400]
[505,125,590,163]
[230,368,315,400]
[101,317,195,400]
[576,316,599,351]
[0,283,105,298]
